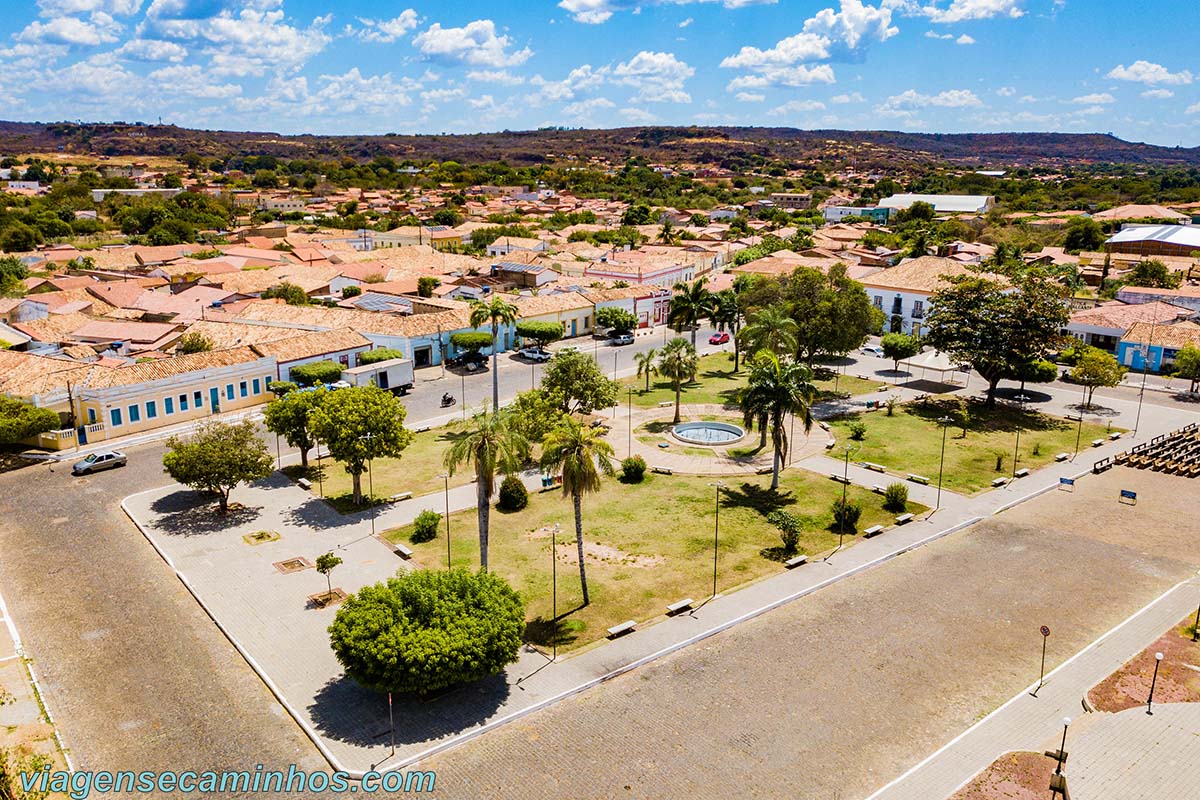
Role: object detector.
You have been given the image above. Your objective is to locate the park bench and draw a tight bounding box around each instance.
[895,513,914,524]
[1109,432,1122,441]
[991,477,1009,488]
[1055,452,1070,462]
[830,473,852,484]
[657,401,673,408]
[666,598,694,616]
[393,543,414,559]
[1014,468,1030,478]
[607,620,637,638]
[297,478,312,490]
[1092,439,1104,448]
[863,525,885,538]
[863,462,887,473]
[818,421,830,431]
[825,440,836,450]
[784,555,808,568]
[414,426,431,433]
[652,465,673,475]
[907,474,930,485]
[872,485,886,494]
[756,466,774,475]
[389,491,413,501]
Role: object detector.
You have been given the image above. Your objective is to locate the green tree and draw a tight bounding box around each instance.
[261,282,310,305]
[358,348,406,365]
[710,287,746,369]
[450,331,494,354]
[1071,347,1126,407]
[328,569,524,696]
[0,222,42,253]
[341,285,362,298]
[1174,344,1200,393]
[925,272,1068,407]
[507,388,566,443]
[289,360,343,387]
[669,277,712,346]
[0,255,30,298]
[541,349,619,414]
[308,386,413,504]
[417,276,440,297]
[1124,259,1182,290]
[782,265,880,365]
[739,304,799,359]
[1062,216,1105,253]
[634,347,658,391]
[469,296,519,409]
[432,209,463,227]
[443,410,529,572]
[621,204,652,226]
[515,320,564,348]
[539,418,616,607]
[657,338,699,424]
[0,397,60,444]
[881,332,921,372]
[162,420,274,512]
[175,331,214,355]
[315,551,342,599]
[595,306,638,334]
[739,352,815,490]
[263,386,326,468]
[1005,357,1058,394]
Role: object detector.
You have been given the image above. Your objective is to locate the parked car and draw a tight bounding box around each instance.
[709,332,731,345]
[447,351,489,369]
[519,347,552,362]
[72,450,126,475]
[611,332,635,345]
[861,344,885,357]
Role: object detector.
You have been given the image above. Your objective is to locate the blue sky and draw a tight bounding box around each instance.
[2,1,1197,145]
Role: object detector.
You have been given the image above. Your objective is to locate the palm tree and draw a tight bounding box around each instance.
[443,410,530,572]
[710,288,744,370]
[669,277,712,346]
[469,296,520,410]
[738,304,799,360]
[657,337,699,424]
[658,219,676,244]
[540,418,615,607]
[634,347,658,392]
[739,352,815,491]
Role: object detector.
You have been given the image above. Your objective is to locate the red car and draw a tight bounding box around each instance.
[709,332,730,345]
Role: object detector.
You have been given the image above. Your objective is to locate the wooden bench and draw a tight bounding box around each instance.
[657,401,673,408]
[863,525,885,538]
[895,513,914,524]
[1014,468,1030,478]
[1055,452,1070,462]
[907,474,930,485]
[414,426,431,433]
[393,543,414,559]
[872,485,886,494]
[607,620,637,638]
[651,465,673,475]
[829,473,851,484]
[992,477,1009,488]
[666,598,694,616]
[389,491,413,501]
[297,478,312,490]
[863,462,887,473]
[1109,432,1122,441]
[1092,439,1104,448]
[784,555,808,568]
[818,421,830,431]
[756,466,774,475]
[825,441,836,450]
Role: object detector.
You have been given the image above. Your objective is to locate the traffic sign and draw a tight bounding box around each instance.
[1040,625,1051,637]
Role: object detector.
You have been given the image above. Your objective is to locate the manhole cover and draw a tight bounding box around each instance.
[273,556,313,574]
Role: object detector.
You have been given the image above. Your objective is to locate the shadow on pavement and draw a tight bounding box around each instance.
[308,672,512,748]
[282,499,357,531]
[148,490,263,535]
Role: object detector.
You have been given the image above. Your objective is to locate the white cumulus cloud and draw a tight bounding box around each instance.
[356,10,419,43]
[413,19,532,67]
[1071,92,1115,104]
[924,0,1024,24]
[1107,60,1193,86]
[613,50,694,103]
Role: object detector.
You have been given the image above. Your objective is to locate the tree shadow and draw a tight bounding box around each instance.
[148,490,263,536]
[524,616,579,648]
[307,669,512,749]
[281,498,357,531]
[721,482,797,514]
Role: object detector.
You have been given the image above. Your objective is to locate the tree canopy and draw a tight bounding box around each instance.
[515,320,564,348]
[541,348,619,414]
[595,306,638,334]
[289,360,344,387]
[358,348,405,365]
[162,420,274,512]
[263,386,326,468]
[308,386,412,503]
[0,396,60,445]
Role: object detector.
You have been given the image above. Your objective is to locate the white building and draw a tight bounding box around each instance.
[877,194,996,215]
[860,256,992,336]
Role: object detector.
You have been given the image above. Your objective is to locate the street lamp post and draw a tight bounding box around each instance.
[833,444,858,555]
[550,523,559,662]
[707,482,725,600]
[438,473,451,570]
[1011,394,1027,481]
[1054,717,1071,776]
[1147,651,1164,714]
[1073,383,1086,459]
[627,387,634,459]
[460,372,466,420]
[359,433,377,538]
[935,416,953,513]
[1133,323,1156,437]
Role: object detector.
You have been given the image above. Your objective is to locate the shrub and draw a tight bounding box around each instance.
[342,285,362,298]
[848,421,867,440]
[831,498,862,532]
[497,474,528,511]
[883,482,908,512]
[290,360,343,387]
[359,348,405,365]
[767,510,801,554]
[411,509,441,543]
[621,455,647,482]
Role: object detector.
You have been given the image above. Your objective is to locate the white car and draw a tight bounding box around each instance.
[72,450,127,475]
[519,347,552,362]
[861,344,885,357]
[610,333,634,345]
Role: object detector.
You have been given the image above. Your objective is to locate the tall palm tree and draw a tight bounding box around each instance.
[469,296,520,410]
[540,418,615,607]
[657,337,699,424]
[710,289,744,370]
[443,410,530,572]
[634,347,658,392]
[669,277,712,346]
[738,304,799,360]
[739,352,815,491]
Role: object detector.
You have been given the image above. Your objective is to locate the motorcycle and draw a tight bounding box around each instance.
[440,394,456,408]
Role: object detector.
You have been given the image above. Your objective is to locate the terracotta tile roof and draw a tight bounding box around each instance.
[174,320,297,351]
[70,320,180,344]
[233,300,474,338]
[0,350,93,398]
[86,281,147,309]
[1070,301,1193,331]
[1122,320,1200,349]
[249,328,370,362]
[12,312,95,343]
[511,291,594,316]
[860,257,997,294]
[83,346,270,389]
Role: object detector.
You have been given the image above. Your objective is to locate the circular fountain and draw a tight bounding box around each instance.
[671,421,747,447]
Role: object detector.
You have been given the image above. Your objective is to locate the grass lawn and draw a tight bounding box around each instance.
[624,352,887,411]
[385,469,926,650]
[827,397,1117,494]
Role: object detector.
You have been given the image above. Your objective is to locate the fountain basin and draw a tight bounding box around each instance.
[671,421,747,446]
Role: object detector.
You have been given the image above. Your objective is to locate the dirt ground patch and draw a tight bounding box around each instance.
[526,524,666,568]
[951,751,1057,800]
[1087,615,1200,712]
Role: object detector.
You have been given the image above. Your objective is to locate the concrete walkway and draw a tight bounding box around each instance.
[866,575,1200,800]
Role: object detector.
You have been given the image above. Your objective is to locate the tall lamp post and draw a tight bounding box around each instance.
[706,482,725,601]
[358,433,377,538]
[627,387,634,459]
[438,473,451,570]
[935,415,953,513]
[550,523,560,662]
[1133,323,1156,437]
[1011,394,1028,481]
[1073,382,1087,459]
[460,372,466,421]
[1147,651,1164,714]
[1054,717,1071,776]
[829,444,858,558]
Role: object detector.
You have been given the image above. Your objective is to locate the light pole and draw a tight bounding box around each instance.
[438,473,451,570]
[1147,651,1163,714]
[1133,323,1155,437]
[627,387,634,459]
[460,372,466,421]
[935,416,953,513]
[707,482,725,601]
[1073,383,1086,459]
[358,433,377,538]
[1011,394,1027,481]
[1054,717,1070,776]
[550,523,559,662]
[613,350,619,380]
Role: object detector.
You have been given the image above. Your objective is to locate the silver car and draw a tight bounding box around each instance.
[72,450,127,475]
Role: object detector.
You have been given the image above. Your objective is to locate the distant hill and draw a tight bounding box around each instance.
[3,121,1199,169]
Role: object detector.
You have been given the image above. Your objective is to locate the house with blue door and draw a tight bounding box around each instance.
[1117,320,1200,372]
